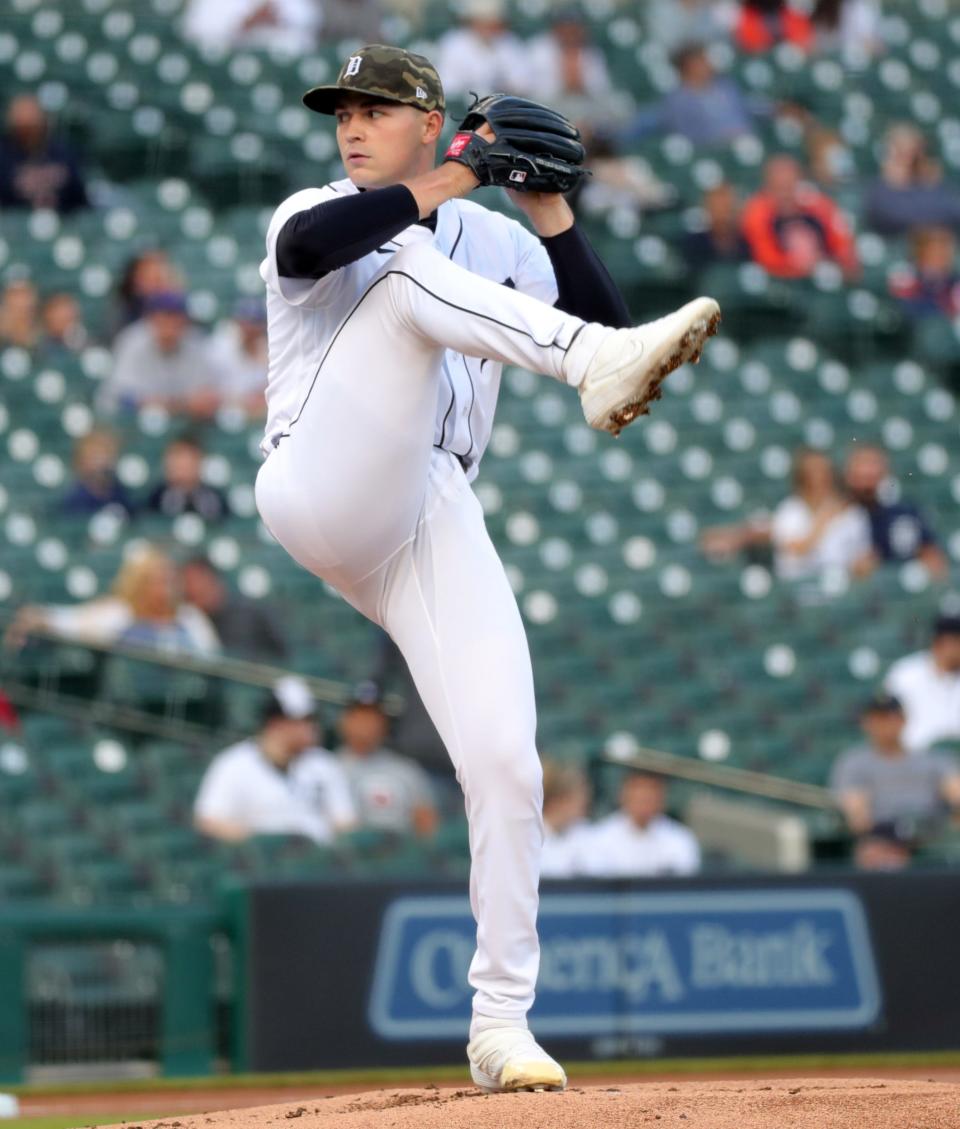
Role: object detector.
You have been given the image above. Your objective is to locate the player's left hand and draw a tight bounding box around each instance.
[443,94,589,195]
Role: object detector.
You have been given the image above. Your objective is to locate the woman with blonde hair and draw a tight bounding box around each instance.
[770,448,871,581]
[5,543,219,654]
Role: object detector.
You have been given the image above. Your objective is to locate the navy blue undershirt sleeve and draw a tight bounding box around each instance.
[275,185,420,279]
[543,223,632,328]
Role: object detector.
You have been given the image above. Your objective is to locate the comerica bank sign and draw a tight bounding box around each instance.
[368,890,881,1040]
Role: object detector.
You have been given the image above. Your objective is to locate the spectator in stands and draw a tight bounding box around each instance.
[888,227,960,322]
[113,550,220,656]
[38,292,88,357]
[180,556,288,661]
[540,761,596,879]
[0,278,40,350]
[643,0,735,55]
[336,682,438,838]
[526,10,625,133]
[620,43,763,149]
[830,693,960,839]
[585,770,700,877]
[4,544,219,654]
[207,298,268,416]
[318,0,383,43]
[771,448,871,581]
[885,615,960,753]
[110,250,181,338]
[98,292,223,417]
[181,0,322,55]
[806,126,857,196]
[61,429,134,517]
[194,675,356,844]
[810,0,884,65]
[0,94,88,213]
[436,0,528,104]
[843,445,947,576]
[853,823,914,870]
[741,155,859,279]
[863,125,960,237]
[683,183,751,273]
[734,0,815,53]
[144,434,230,522]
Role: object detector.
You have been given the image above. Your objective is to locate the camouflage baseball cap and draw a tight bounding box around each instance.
[302,44,445,116]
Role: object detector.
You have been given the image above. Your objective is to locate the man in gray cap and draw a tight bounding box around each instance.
[255,42,719,1093]
[99,291,223,417]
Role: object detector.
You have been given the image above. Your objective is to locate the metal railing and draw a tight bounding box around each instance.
[0,610,403,744]
[603,745,836,811]
[1,612,837,810]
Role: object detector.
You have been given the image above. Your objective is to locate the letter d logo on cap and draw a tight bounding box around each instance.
[345,55,363,77]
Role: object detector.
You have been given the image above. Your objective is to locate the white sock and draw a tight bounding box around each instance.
[470,1014,528,1041]
[560,321,614,388]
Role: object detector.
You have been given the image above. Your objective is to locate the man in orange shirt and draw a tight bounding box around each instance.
[741,155,858,279]
[735,0,815,53]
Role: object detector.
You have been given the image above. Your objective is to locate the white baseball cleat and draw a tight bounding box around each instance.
[467,1026,567,1093]
[579,296,721,436]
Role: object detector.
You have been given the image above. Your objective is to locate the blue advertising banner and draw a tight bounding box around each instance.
[368,889,880,1041]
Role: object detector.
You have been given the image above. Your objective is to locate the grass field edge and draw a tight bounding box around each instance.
[9,1048,960,1098]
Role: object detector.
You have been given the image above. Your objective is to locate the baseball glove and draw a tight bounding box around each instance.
[443,93,589,194]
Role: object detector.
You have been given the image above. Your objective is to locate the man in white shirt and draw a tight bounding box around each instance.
[436,0,529,104]
[885,615,960,752]
[181,0,322,54]
[586,771,700,878]
[194,676,356,845]
[98,292,224,418]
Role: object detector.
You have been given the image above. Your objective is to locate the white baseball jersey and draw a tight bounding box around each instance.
[259,179,559,478]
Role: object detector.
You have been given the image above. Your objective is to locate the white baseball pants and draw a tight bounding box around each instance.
[255,242,594,1024]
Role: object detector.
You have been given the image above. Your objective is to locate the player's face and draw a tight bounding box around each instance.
[334,95,441,188]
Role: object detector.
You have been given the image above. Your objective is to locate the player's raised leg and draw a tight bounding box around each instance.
[257,238,717,586]
[369,240,721,438]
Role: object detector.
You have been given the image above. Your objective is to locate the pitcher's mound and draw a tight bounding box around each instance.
[94,1078,960,1129]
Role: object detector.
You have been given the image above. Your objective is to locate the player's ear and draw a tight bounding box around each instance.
[421,109,444,145]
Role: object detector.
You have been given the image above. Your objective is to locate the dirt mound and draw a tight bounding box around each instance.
[92,1078,960,1129]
